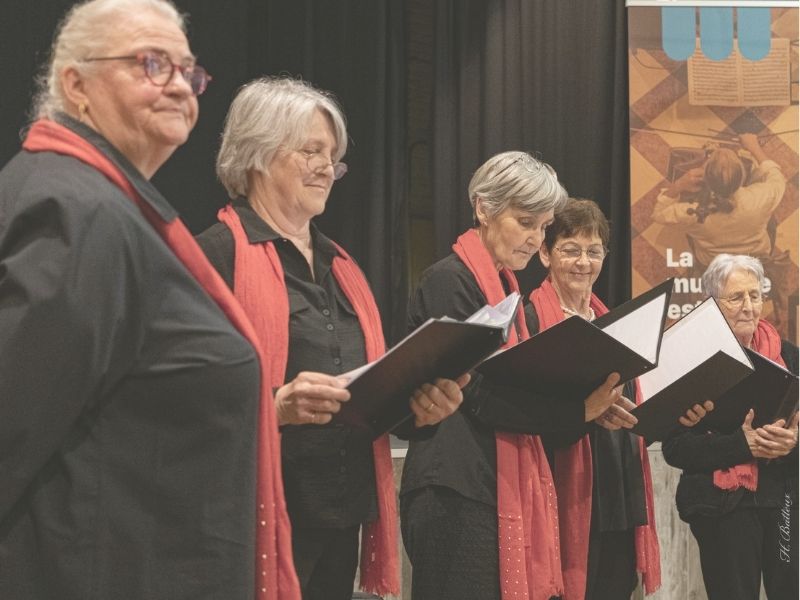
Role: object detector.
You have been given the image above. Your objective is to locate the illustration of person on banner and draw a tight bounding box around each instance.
[650,131,795,331]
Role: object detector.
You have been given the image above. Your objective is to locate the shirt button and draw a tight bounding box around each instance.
[340,449,347,456]
[326,323,334,331]
[322,308,331,316]
[339,466,347,474]
[333,357,341,365]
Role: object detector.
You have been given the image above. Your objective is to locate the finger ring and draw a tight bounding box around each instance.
[310,411,316,424]
[425,401,435,412]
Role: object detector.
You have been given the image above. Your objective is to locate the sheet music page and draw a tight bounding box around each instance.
[688,39,790,107]
[466,292,520,327]
[741,38,790,106]
[600,294,667,364]
[637,299,750,400]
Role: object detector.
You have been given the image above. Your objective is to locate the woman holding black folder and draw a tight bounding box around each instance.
[196,77,467,600]
[663,254,798,600]
[528,198,714,600]
[399,153,628,600]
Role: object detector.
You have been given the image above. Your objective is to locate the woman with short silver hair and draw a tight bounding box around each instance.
[197,76,467,600]
[664,254,799,600]
[399,152,626,600]
[0,1,291,598]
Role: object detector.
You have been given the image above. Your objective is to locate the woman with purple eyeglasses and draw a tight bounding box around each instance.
[0,1,297,598]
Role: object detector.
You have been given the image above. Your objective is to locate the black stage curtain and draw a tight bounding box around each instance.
[431,0,631,306]
[2,0,632,333]
[0,0,408,342]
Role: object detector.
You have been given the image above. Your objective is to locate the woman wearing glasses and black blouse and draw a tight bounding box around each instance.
[196,77,467,600]
[663,254,798,600]
[0,1,284,598]
[527,198,713,600]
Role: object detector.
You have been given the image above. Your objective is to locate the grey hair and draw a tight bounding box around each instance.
[32,0,185,120]
[702,254,765,299]
[468,151,567,223]
[216,77,348,199]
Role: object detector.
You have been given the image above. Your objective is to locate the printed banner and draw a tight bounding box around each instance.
[628,5,798,343]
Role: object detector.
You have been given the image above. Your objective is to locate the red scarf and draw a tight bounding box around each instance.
[452,229,564,600]
[713,318,786,492]
[22,119,301,600]
[218,205,399,596]
[530,277,661,597]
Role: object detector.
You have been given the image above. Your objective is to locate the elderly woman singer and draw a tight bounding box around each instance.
[0,1,296,599]
[663,254,798,600]
[399,153,631,600]
[529,199,714,600]
[196,77,466,600]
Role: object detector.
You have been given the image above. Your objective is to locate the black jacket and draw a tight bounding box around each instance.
[0,117,259,599]
[662,340,799,521]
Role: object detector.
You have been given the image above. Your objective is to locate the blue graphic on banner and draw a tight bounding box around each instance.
[661,7,772,61]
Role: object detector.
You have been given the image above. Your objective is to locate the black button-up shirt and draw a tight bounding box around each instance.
[0,116,260,599]
[197,200,377,529]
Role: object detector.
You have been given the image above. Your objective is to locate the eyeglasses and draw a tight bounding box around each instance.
[553,244,607,262]
[84,51,212,96]
[718,291,763,309]
[297,149,348,180]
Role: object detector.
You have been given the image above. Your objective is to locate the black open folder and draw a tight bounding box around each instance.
[630,298,755,441]
[474,278,674,400]
[695,348,798,433]
[331,293,521,438]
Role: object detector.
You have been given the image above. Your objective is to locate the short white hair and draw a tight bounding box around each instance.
[32,0,185,119]
[702,254,766,299]
[216,77,349,199]
[468,151,567,223]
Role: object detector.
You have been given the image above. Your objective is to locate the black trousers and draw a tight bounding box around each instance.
[291,524,360,600]
[401,486,503,600]
[585,528,638,600]
[689,503,799,600]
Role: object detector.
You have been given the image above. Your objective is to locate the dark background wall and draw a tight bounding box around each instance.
[1,0,631,342]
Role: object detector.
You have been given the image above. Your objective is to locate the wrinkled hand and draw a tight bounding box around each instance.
[595,395,638,430]
[678,400,714,427]
[411,373,471,428]
[275,371,350,426]
[584,373,622,423]
[752,412,799,459]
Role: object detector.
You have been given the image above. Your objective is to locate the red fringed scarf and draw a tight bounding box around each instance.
[452,229,564,600]
[530,277,662,597]
[22,119,301,600]
[713,318,786,492]
[218,205,399,596]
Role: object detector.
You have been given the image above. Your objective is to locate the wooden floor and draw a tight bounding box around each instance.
[380,444,768,600]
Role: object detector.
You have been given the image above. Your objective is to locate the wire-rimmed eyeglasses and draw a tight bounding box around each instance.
[297,149,348,180]
[84,50,212,96]
[718,291,764,310]
[553,244,607,262]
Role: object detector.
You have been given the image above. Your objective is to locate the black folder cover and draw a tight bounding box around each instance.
[696,349,799,433]
[332,304,518,438]
[630,351,754,441]
[629,298,755,441]
[475,279,673,400]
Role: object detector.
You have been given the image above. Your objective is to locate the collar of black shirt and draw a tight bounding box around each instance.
[231,197,338,264]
